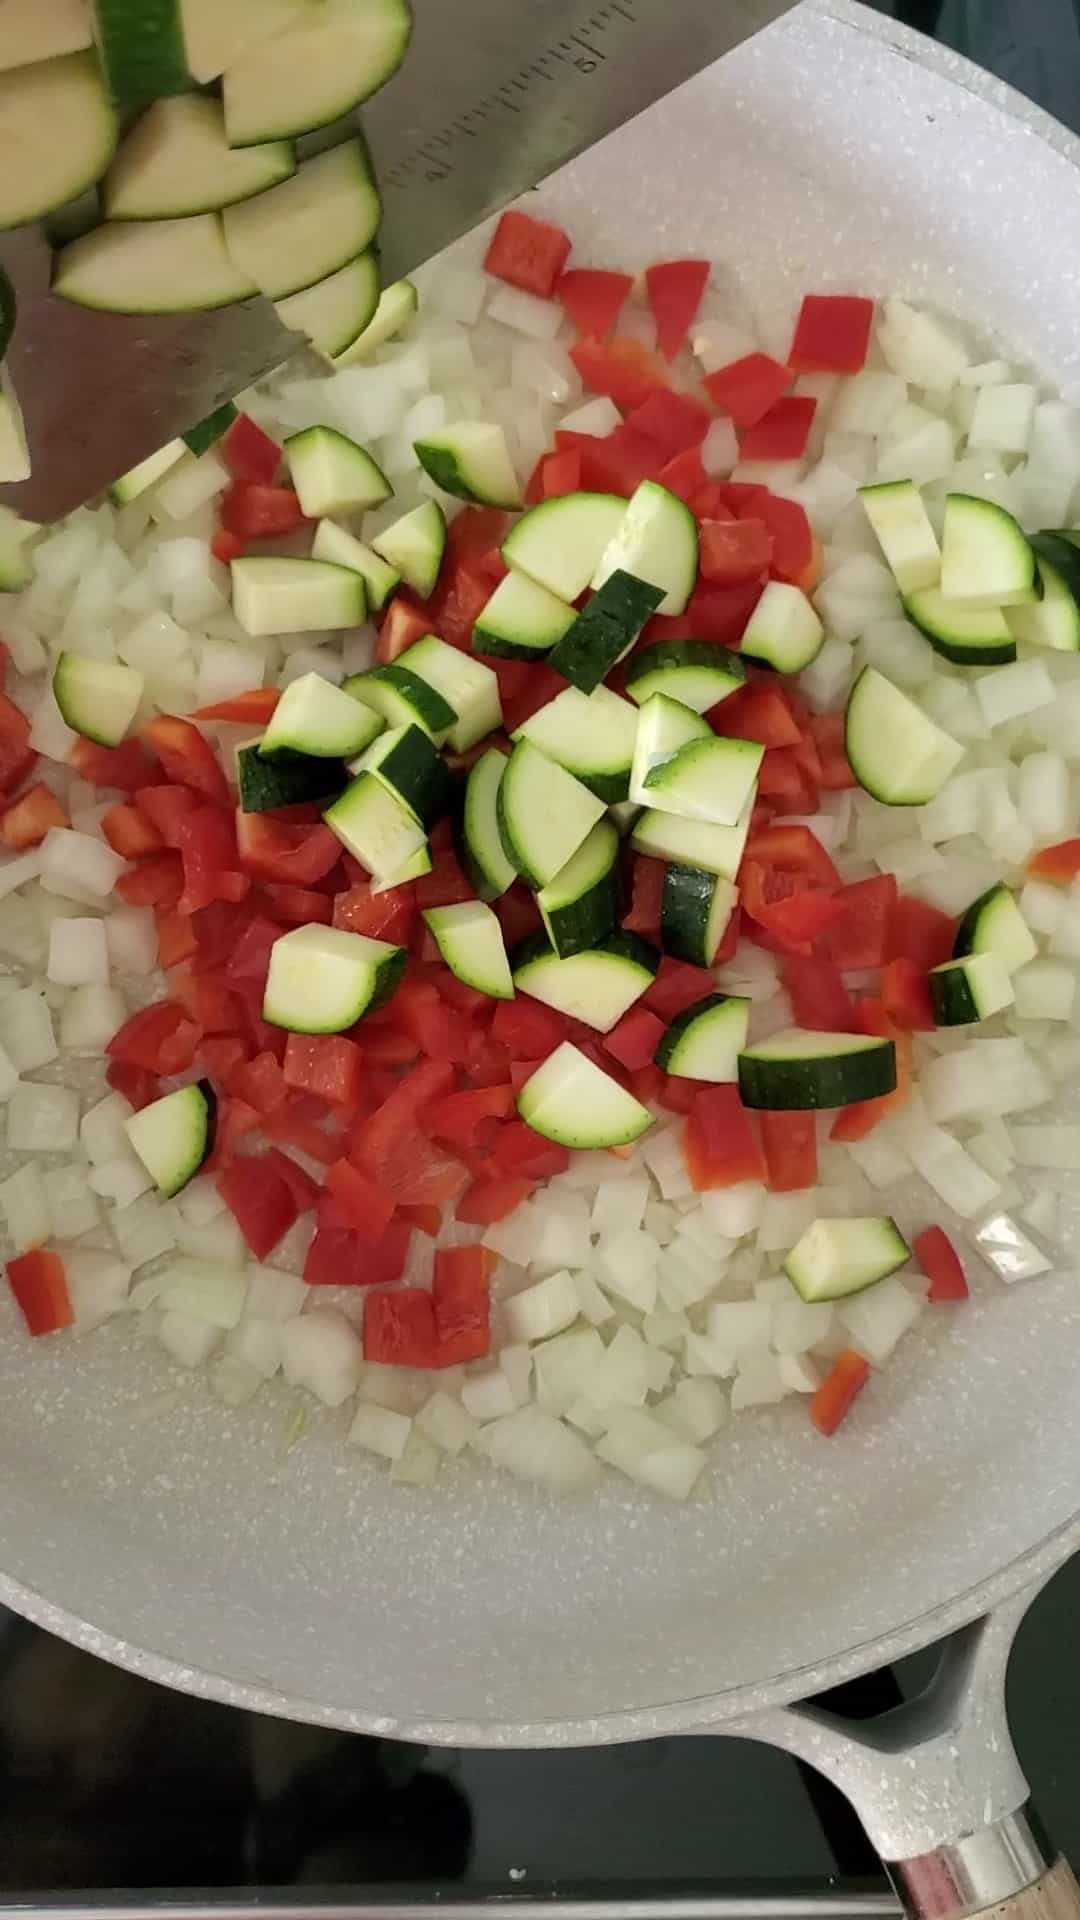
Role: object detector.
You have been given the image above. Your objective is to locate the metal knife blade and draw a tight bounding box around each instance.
[0,0,793,523]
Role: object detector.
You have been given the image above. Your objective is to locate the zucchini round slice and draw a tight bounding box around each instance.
[738,1028,896,1111]
[625,640,745,715]
[263,925,406,1033]
[124,1080,216,1197]
[517,1041,654,1149]
[845,666,964,806]
[655,993,750,1082]
[536,820,621,959]
[784,1216,910,1303]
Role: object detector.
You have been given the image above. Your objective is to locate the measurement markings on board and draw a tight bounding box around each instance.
[380,0,645,191]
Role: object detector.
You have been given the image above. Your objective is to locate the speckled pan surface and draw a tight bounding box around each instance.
[4,0,1080,1746]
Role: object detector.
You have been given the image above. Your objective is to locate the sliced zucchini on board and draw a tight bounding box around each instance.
[263,924,406,1033]
[423,901,513,1001]
[399,633,500,752]
[518,1041,654,1149]
[53,652,143,746]
[458,747,515,902]
[902,586,1015,667]
[312,520,401,611]
[286,425,391,517]
[55,212,256,312]
[845,666,963,806]
[275,251,380,359]
[344,663,456,744]
[784,1216,910,1304]
[642,733,763,829]
[511,930,659,1035]
[859,479,941,593]
[661,866,737,969]
[625,641,744,715]
[953,882,1037,975]
[536,819,621,959]
[739,581,824,673]
[474,570,576,660]
[0,0,93,71]
[940,493,1036,608]
[1017,533,1080,652]
[501,492,626,603]
[371,500,446,600]
[93,0,190,107]
[231,557,365,637]
[548,569,664,695]
[104,96,295,220]
[656,993,750,1082]
[125,1080,216,1197]
[222,140,380,302]
[182,399,237,456]
[0,366,30,484]
[514,684,638,804]
[929,952,1014,1026]
[350,722,450,827]
[260,671,383,760]
[0,50,116,230]
[629,693,710,809]
[332,278,418,368]
[237,745,345,814]
[118,442,192,502]
[497,739,607,889]
[323,771,427,881]
[591,480,698,617]
[179,0,308,85]
[223,0,412,146]
[415,422,521,511]
[631,797,752,882]
[738,1028,897,1111]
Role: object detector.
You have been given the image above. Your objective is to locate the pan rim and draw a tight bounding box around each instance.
[6,0,1080,1746]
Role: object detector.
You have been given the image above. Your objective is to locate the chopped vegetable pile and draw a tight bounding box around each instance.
[0,202,1076,1500]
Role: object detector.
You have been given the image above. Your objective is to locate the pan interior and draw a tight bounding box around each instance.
[3,0,1080,1737]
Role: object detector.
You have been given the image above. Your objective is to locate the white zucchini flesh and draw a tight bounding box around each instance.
[224,0,411,146]
[179,0,309,84]
[0,49,116,231]
[222,141,380,302]
[275,252,380,360]
[54,212,256,313]
[103,95,295,220]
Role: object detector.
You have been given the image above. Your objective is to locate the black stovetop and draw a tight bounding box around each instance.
[4,0,1080,1900]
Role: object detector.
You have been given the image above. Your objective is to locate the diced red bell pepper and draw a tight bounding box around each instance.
[421,1083,515,1148]
[102,802,163,859]
[350,1058,456,1158]
[789,294,874,375]
[569,337,665,412]
[754,493,814,584]
[325,1157,396,1239]
[415,847,475,910]
[699,518,773,585]
[232,1049,290,1117]
[683,1083,766,1190]
[484,208,571,297]
[224,913,281,991]
[259,882,332,926]
[174,804,244,913]
[530,447,582,502]
[889,894,957,970]
[332,878,415,946]
[685,578,764,646]
[194,687,280,725]
[645,258,710,361]
[830,1002,910,1142]
[155,908,198,970]
[499,662,572,736]
[712,682,802,749]
[218,1155,298,1258]
[644,956,715,1022]
[220,413,282,484]
[7,1249,72,1336]
[492,995,567,1059]
[741,865,841,948]
[657,1073,709,1115]
[490,1119,570,1179]
[143,716,229,805]
[106,1060,159,1110]
[211,529,244,566]
[304,1220,411,1288]
[115,853,184,909]
[107,1000,194,1074]
[704,354,792,429]
[760,1110,818,1192]
[557,267,633,339]
[743,822,839,889]
[807,711,857,791]
[363,1287,438,1367]
[821,874,898,970]
[398,1203,441,1237]
[604,1004,666,1073]
[623,855,663,939]
[392,977,460,1062]
[70,735,158,793]
[626,388,711,459]
[282,1032,364,1108]
[1,781,66,849]
[263,1098,339,1166]
[377,594,434,664]
[0,692,34,795]
[881,956,935,1033]
[135,783,200,844]
[740,396,817,462]
[657,446,709,505]
[780,954,858,1032]
[455,1175,533,1224]
[810,1349,869,1435]
[1026,837,1080,884]
[914,1225,969,1303]
[432,1243,493,1364]
[235,813,341,886]
[576,425,660,498]
[493,882,543,951]
[220,481,305,540]
[263,1147,321,1215]
[755,747,816,806]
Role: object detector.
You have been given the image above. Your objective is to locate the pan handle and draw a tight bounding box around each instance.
[718,1577,1078,1920]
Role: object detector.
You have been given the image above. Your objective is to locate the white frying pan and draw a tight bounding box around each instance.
[3,6,1080,1915]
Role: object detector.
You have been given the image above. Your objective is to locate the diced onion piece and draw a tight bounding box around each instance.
[280,1309,363,1407]
[503,1269,580,1343]
[971,1211,1053,1284]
